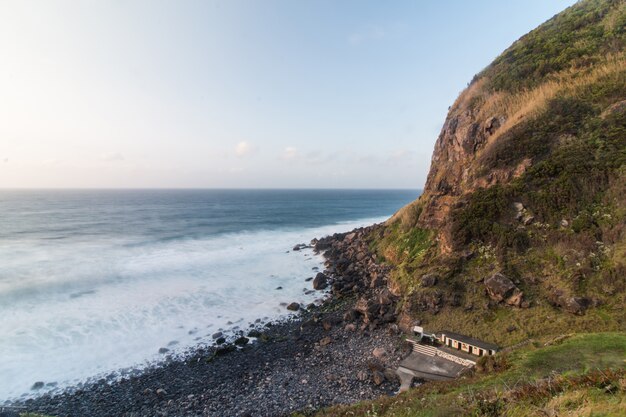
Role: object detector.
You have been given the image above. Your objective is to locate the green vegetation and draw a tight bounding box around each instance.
[337,2,626,415]
[478,0,626,93]
[313,333,626,417]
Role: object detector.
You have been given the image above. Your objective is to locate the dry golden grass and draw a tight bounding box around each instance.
[474,53,626,144]
[443,52,626,154]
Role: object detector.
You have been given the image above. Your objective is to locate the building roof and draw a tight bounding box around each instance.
[440,331,499,351]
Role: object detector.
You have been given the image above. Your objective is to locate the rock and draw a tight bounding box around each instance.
[158,347,169,354]
[234,336,249,346]
[356,371,368,381]
[484,272,518,303]
[344,232,357,243]
[304,277,313,282]
[215,337,226,345]
[247,329,262,338]
[319,336,332,346]
[372,347,386,359]
[372,370,385,386]
[275,286,282,290]
[344,323,356,332]
[506,325,517,333]
[211,332,223,339]
[560,219,569,227]
[292,245,301,251]
[31,381,44,390]
[215,344,236,356]
[286,302,300,311]
[143,388,153,395]
[156,388,167,396]
[383,367,399,383]
[563,297,590,315]
[421,273,438,287]
[343,309,358,322]
[505,288,525,307]
[522,214,535,225]
[312,272,328,290]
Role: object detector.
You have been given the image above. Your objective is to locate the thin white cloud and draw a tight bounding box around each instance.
[235,141,254,157]
[281,146,298,160]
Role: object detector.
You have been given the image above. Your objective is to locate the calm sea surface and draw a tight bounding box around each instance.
[0,189,419,400]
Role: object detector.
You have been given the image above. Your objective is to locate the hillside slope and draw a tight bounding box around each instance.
[311,1,626,415]
[368,0,626,347]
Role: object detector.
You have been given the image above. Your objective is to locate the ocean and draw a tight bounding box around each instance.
[0,189,419,401]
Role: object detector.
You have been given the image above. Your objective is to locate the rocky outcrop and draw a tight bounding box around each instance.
[484,272,526,308]
[314,225,398,328]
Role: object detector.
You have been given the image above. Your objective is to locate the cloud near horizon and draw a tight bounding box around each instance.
[235,141,255,157]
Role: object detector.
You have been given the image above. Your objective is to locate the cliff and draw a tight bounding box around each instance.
[376,0,626,341]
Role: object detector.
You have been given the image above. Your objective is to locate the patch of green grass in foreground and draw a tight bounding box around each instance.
[310,332,626,417]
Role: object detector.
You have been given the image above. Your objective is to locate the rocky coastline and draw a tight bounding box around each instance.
[8,224,413,417]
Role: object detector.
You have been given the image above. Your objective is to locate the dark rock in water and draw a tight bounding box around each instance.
[305,277,313,282]
[234,336,249,346]
[167,340,179,346]
[31,381,44,390]
[292,245,301,251]
[312,272,328,290]
[215,344,236,356]
[420,273,438,287]
[215,337,226,345]
[247,329,262,338]
[286,302,300,311]
[275,286,283,290]
[212,332,223,339]
[158,348,169,354]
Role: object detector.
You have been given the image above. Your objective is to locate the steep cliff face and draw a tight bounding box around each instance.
[392,0,626,254]
[378,0,626,342]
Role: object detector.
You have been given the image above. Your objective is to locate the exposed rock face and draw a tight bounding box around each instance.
[389,87,531,253]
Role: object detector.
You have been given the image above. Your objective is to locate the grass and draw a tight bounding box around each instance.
[313,333,626,417]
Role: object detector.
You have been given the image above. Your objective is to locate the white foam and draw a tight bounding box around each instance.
[0,216,385,401]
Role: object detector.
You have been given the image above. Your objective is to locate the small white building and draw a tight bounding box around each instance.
[438,331,498,357]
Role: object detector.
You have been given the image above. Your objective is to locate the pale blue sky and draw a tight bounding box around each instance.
[0,0,577,188]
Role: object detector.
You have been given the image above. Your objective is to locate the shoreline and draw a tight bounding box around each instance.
[10,223,411,417]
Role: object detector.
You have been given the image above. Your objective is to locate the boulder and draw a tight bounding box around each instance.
[286,302,300,311]
[372,370,385,386]
[484,272,517,302]
[420,273,438,287]
[319,336,332,346]
[247,329,262,338]
[31,381,44,390]
[372,347,386,359]
[312,272,329,290]
[234,336,249,346]
[505,288,524,307]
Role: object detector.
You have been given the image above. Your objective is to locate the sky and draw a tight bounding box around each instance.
[0,0,577,189]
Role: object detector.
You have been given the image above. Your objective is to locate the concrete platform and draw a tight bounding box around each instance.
[396,350,471,392]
